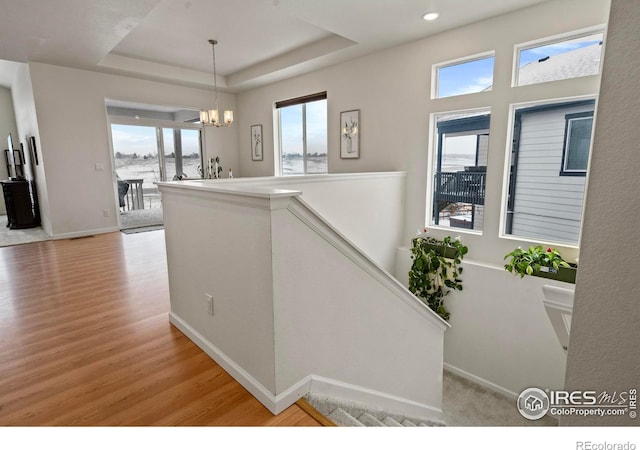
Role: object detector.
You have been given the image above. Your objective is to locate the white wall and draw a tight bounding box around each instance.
[0,86,19,214]
[159,180,447,418]
[272,198,445,413]
[11,64,52,234]
[27,62,237,237]
[219,172,406,272]
[564,0,640,426]
[162,186,277,394]
[395,249,569,397]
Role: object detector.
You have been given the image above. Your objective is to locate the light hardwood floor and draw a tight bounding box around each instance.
[0,231,320,426]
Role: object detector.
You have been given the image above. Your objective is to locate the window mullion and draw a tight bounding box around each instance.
[302,103,308,174]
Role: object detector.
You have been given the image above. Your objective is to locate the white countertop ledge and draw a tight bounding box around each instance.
[155,180,302,199]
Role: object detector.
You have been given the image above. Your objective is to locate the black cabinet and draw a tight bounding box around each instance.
[1,179,40,229]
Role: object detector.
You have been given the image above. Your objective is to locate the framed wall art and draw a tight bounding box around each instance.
[340,110,360,159]
[251,124,263,161]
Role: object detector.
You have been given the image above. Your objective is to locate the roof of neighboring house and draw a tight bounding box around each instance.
[517,42,603,86]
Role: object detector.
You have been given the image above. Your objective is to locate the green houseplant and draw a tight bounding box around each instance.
[408,228,468,321]
[504,245,577,284]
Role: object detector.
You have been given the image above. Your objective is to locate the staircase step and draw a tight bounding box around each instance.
[304,393,446,427]
[382,416,403,427]
[357,412,387,427]
[328,408,365,427]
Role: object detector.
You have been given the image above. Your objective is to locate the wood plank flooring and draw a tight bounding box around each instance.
[0,231,320,426]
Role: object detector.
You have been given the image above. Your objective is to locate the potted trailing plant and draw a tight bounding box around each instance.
[408,228,468,321]
[504,245,577,284]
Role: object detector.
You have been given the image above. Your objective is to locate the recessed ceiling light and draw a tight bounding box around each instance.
[422,12,439,21]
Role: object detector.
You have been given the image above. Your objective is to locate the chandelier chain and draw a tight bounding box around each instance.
[210,39,220,114]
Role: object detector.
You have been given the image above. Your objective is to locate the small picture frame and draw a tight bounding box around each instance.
[29,136,39,165]
[340,110,360,159]
[251,124,263,161]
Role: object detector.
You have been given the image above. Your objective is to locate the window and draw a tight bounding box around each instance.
[504,99,595,244]
[276,92,327,176]
[561,112,593,175]
[111,123,203,211]
[433,54,494,99]
[515,31,604,87]
[162,128,203,180]
[430,110,490,231]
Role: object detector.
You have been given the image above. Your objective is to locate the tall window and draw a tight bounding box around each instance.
[431,110,490,231]
[276,92,327,176]
[504,99,595,244]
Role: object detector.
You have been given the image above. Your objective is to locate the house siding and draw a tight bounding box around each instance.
[511,104,593,243]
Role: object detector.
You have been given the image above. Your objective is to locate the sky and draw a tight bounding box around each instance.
[111,124,200,157]
[279,99,327,156]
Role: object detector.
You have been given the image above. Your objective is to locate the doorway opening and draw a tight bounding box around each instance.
[107,101,203,230]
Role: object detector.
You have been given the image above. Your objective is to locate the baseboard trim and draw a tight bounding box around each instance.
[170,311,445,420]
[169,312,287,414]
[444,363,518,400]
[52,226,119,240]
[309,375,443,422]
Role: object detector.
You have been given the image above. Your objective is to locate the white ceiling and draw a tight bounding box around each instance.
[0,0,550,91]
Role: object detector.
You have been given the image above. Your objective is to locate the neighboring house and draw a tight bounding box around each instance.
[506,99,595,243]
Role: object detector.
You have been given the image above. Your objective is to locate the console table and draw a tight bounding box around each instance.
[1,179,41,229]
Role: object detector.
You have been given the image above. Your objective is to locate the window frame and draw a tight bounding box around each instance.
[560,111,594,176]
[512,26,605,88]
[428,108,491,233]
[431,51,495,100]
[500,97,596,245]
[276,91,328,176]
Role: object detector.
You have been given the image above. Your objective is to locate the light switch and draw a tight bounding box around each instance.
[95,163,104,171]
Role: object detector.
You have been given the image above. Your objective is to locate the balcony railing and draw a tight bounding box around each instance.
[434,171,486,206]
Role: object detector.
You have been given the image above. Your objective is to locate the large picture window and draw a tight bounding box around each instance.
[276,92,327,176]
[504,99,595,244]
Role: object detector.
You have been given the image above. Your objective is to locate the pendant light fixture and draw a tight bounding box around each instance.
[200,39,233,127]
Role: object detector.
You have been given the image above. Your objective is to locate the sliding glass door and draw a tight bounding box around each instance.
[110,123,202,229]
[161,128,203,180]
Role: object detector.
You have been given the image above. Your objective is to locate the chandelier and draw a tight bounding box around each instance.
[200,39,233,127]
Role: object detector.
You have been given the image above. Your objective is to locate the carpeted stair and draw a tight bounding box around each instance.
[304,393,446,427]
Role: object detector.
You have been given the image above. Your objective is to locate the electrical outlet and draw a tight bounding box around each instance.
[103,209,109,217]
[206,293,214,316]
